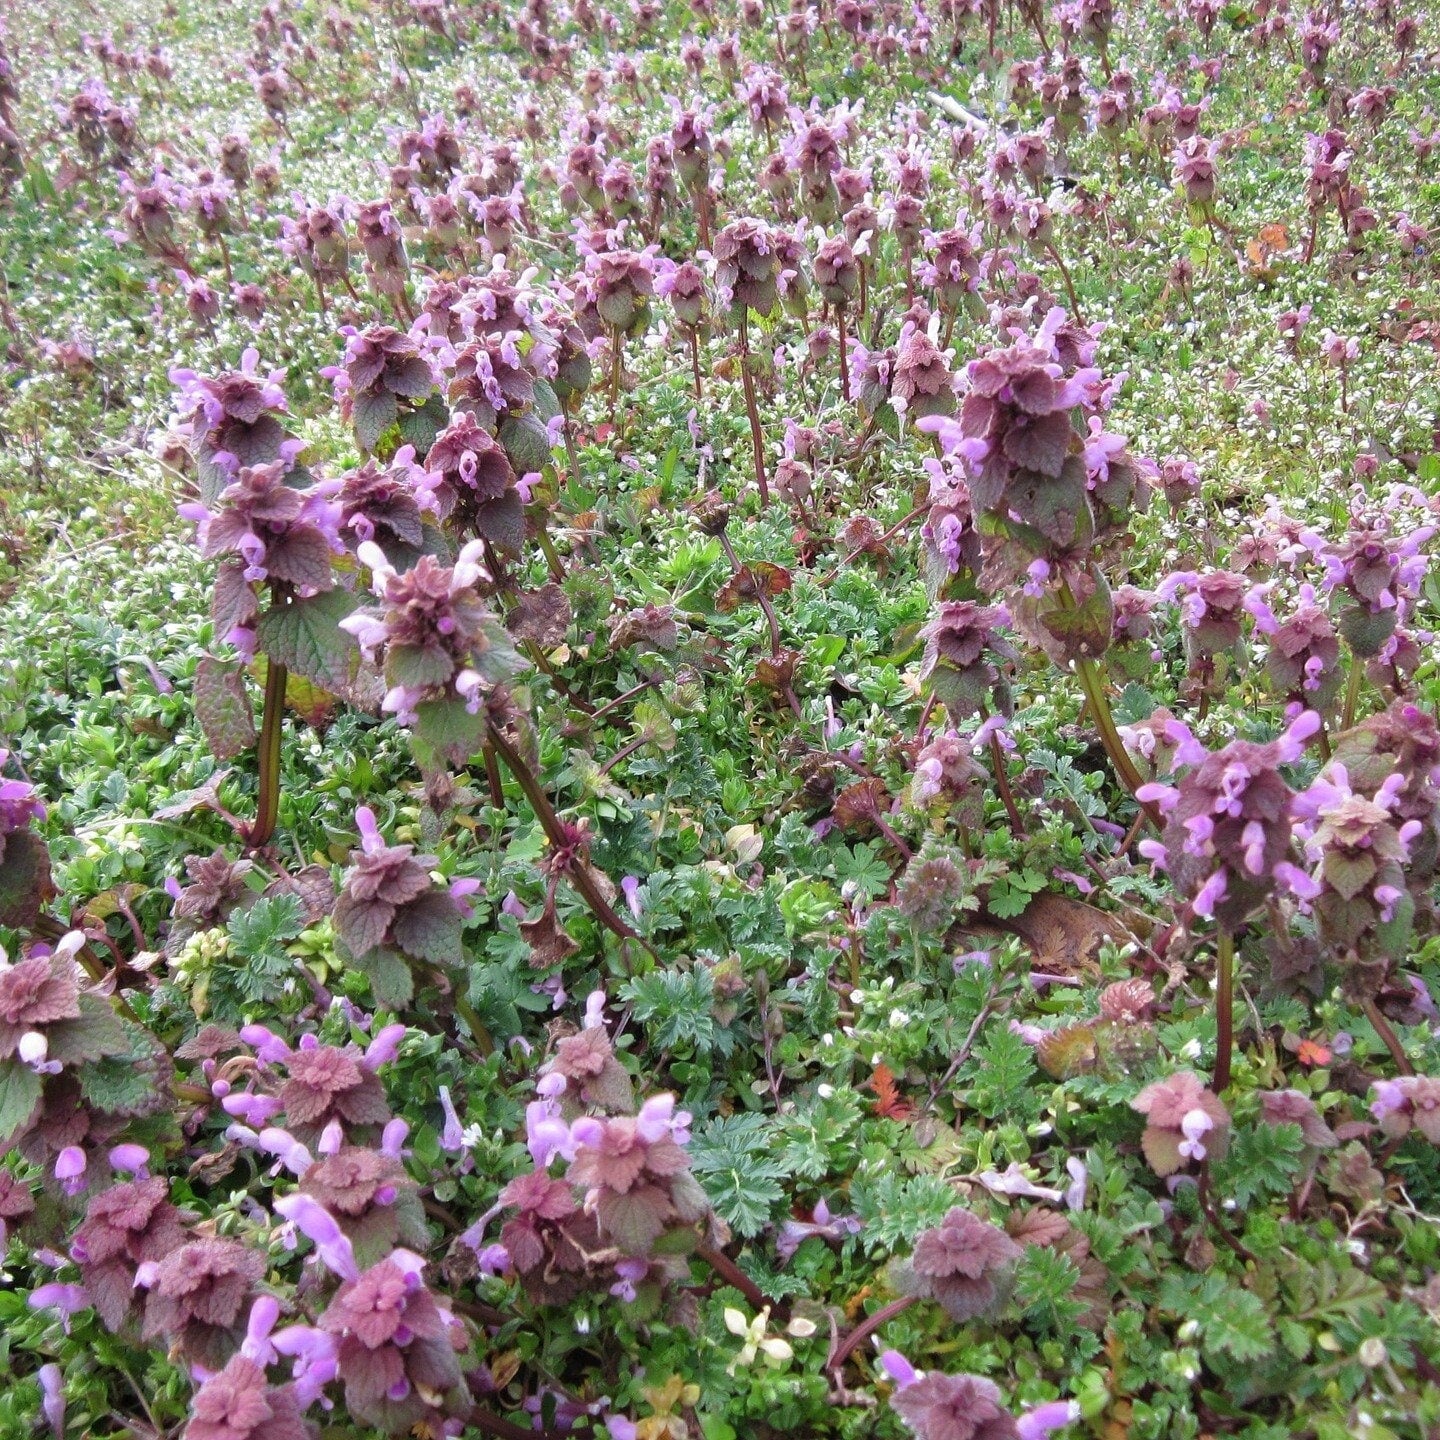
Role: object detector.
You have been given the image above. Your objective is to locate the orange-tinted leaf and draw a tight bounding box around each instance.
[866,1062,915,1119]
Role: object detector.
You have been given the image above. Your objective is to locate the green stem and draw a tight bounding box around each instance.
[247,660,287,849]
[1341,658,1363,732]
[1044,240,1084,323]
[1213,928,1234,1093]
[533,517,566,582]
[563,419,583,487]
[1073,651,1161,828]
[481,740,505,808]
[452,987,495,1055]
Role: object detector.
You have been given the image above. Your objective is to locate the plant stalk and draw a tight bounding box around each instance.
[485,722,653,958]
[695,1242,767,1311]
[738,311,771,506]
[1341,658,1363,731]
[1073,651,1161,828]
[1213,927,1234,1093]
[1362,995,1415,1077]
[247,659,287,848]
[827,1294,919,1375]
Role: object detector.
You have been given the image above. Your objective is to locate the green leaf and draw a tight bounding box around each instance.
[832,842,891,902]
[387,643,454,691]
[1160,1273,1276,1363]
[1114,683,1159,726]
[779,877,839,938]
[349,946,415,1010]
[256,589,365,697]
[850,1170,957,1252]
[961,1023,1037,1120]
[498,411,554,476]
[398,394,450,457]
[0,1060,42,1145]
[1013,1245,1087,1334]
[1212,1122,1306,1208]
[620,967,724,1056]
[26,158,58,203]
[531,378,561,424]
[228,893,306,958]
[78,1052,160,1115]
[45,995,131,1066]
[390,892,464,967]
[474,492,526,556]
[193,656,256,762]
[689,1113,789,1238]
[353,388,399,452]
[986,878,1034,919]
[413,698,487,767]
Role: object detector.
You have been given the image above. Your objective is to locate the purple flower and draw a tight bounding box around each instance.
[54,1146,87,1195]
[38,1364,65,1437]
[240,1295,281,1366]
[1132,1072,1230,1176]
[1136,711,1320,929]
[361,1023,407,1071]
[880,1349,920,1389]
[1369,1076,1440,1144]
[318,1254,466,1428]
[270,1324,338,1407]
[342,542,521,726]
[273,1194,359,1281]
[108,1143,151,1177]
[28,1282,91,1332]
[1017,1400,1081,1440]
[776,1196,863,1262]
[0,748,45,848]
[620,875,644,920]
[437,1086,466,1151]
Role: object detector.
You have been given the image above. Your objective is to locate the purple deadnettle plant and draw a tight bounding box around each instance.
[1131,1071,1230,1176]
[1138,709,1321,1087]
[341,541,521,733]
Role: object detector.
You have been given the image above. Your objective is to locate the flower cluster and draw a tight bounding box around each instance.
[920,309,1152,655]
[170,348,290,494]
[1286,763,1422,984]
[180,456,342,655]
[318,1251,467,1431]
[1131,1071,1230,1176]
[1370,1076,1440,1145]
[341,542,522,726]
[1137,710,1320,928]
[327,325,436,452]
[330,807,473,1001]
[918,600,1014,718]
[899,1206,1022,1321]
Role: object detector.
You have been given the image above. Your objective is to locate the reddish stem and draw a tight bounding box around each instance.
[695,1243,767,1311]
[827,1294,919,1375]
[738,311,771,505]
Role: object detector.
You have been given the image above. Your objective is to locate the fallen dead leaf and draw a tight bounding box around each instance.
[986,891,1133,979]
